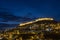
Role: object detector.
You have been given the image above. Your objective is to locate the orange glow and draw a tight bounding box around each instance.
[19,18,54,26]
[35,18,54,21]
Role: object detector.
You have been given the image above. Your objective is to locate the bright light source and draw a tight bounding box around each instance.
[19,21,35,26]
[19,18,54,26]
[35,18,54,21]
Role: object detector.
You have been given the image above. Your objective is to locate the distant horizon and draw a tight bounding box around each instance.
[0,0,60,21]
[0,0,60,29]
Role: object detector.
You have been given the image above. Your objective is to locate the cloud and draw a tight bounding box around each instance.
[0,11,32,22]
[0,8,34,30]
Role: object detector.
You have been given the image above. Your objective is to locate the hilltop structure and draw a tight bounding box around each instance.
[0,18,60,40]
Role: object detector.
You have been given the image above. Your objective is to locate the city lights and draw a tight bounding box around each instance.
[0,18,60,40]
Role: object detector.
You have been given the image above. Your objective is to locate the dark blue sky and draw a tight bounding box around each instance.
[0,0,60,21]
[0,0,60,29]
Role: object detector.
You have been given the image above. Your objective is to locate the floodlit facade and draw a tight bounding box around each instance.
[19,18,54,26]
[0,18,60,40]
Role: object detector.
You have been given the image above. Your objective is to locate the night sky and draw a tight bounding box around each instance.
[0,0,60,29]
[0,0,60,20]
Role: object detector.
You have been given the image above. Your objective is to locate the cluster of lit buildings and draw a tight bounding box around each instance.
[0,18,60,40]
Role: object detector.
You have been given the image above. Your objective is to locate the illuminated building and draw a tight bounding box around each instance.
[0,18,60,40]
